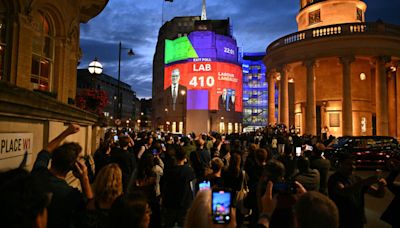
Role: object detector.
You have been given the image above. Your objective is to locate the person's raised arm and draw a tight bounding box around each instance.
[32,124,80,173]
[257,181,277,228]
[333,176,380,197]
[45,124,80,153]
[73,160,94,201]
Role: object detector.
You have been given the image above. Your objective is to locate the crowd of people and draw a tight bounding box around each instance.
[1,123,400,228]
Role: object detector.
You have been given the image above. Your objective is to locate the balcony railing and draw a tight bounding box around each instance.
[267,22,400,53]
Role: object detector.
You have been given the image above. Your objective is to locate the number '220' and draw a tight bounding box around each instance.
[189,76,215,87]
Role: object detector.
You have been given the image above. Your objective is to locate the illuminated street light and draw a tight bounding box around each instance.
[88,58,103,74]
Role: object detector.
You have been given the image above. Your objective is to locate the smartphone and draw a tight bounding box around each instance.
[295,147,302,157]
[212,189,232,224]
[113,135,118,142]
[152,149,158,155]
[273,181,296,195]
[198,181,211,191]
[305,144,313,151]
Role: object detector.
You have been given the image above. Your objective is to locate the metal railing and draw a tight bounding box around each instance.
[267,22,400,53]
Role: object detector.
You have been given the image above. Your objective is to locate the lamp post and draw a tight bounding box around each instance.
[88,58,103,88]
[116,42,135,121]
[180,90,186,134]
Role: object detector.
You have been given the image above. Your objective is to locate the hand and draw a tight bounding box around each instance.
[260,181,277,216]
[363,176,380,186]
[294,181,307,199]
[72,160,88,180]
[378,178,387,187]
[65,123,80,135]
[223,152,231,161]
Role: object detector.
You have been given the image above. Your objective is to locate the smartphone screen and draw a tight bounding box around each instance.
[295,147,302,157]
[198,181,211,191]
[152,149,158,155]
[305,144,313,151]
[212,190,231,224]
[113,135,118,142]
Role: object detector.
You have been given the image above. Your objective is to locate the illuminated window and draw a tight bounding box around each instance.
[179,121,183,133]
[31,13,54,91]
[228,123,233,134]
[172,122,177,133]
[356,8,363,21]
[309,9,321,25]
[219,122,225,133]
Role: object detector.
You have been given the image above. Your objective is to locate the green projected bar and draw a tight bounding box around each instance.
[165,36,198,64]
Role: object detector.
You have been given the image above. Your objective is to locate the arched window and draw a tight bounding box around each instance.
[31,12,54,91]
[0,2,7,81]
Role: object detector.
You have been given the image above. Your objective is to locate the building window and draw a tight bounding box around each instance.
[0,10,6,81]
[356,8,363,21]
[309,9,321,25]
[31,13,54,91]
[329,113,340,127]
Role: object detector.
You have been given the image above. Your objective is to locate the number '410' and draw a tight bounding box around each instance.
[189,76,215,87]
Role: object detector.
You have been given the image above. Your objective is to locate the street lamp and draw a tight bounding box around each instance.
[88,58,103,74]
[116,41,135,121]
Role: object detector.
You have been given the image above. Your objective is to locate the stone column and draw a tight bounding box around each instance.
[388,66,396,137]
[396,62,400,139]
[304,59,316,135]
[278,66,289,127]
[375,56,390,136]
[340,56,355,136]
[268,72,276,125]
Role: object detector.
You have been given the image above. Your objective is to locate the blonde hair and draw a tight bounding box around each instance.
[93,163,123,204]
[184,190,211,228]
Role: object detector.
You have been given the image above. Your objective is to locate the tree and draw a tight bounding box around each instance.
[76,89,108,116]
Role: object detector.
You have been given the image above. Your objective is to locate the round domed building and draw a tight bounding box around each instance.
[265,0,400,137]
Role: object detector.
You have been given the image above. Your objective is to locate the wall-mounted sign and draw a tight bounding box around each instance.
[0,133,33,170]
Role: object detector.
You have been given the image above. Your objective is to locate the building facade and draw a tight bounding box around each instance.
[242,53,269,132]
[265,0,400,138]
[0,0,108,170]
[152,17,243,134]
[77,69,140,128]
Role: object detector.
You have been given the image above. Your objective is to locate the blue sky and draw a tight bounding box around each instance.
[79,0,400,98]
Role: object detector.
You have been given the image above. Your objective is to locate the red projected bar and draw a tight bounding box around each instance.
[165,61,242,112]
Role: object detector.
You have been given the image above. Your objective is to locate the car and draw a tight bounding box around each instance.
[324,136,400,169]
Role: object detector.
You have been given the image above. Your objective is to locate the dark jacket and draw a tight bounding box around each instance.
[381,170,400,227]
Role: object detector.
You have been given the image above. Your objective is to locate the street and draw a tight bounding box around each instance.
[356,170,399,228]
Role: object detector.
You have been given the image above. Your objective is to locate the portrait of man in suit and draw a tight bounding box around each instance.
[218,88,228,111]
[228,89,236,112]
[165,68,187,111]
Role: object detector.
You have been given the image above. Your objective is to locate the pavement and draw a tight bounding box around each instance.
[357,170,398,228]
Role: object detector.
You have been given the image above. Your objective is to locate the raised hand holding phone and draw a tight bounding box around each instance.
[212,189,232,224]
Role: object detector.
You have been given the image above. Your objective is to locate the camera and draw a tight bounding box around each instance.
[211,189,232,224]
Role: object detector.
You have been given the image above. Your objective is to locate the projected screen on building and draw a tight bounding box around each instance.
[164,61,242,112]
[165,31,238,64]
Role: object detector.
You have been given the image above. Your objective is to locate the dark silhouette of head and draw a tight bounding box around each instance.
[51,142,82,175]
[294,191,339,228]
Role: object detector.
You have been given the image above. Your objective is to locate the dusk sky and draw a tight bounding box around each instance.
[79,0,400,98]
